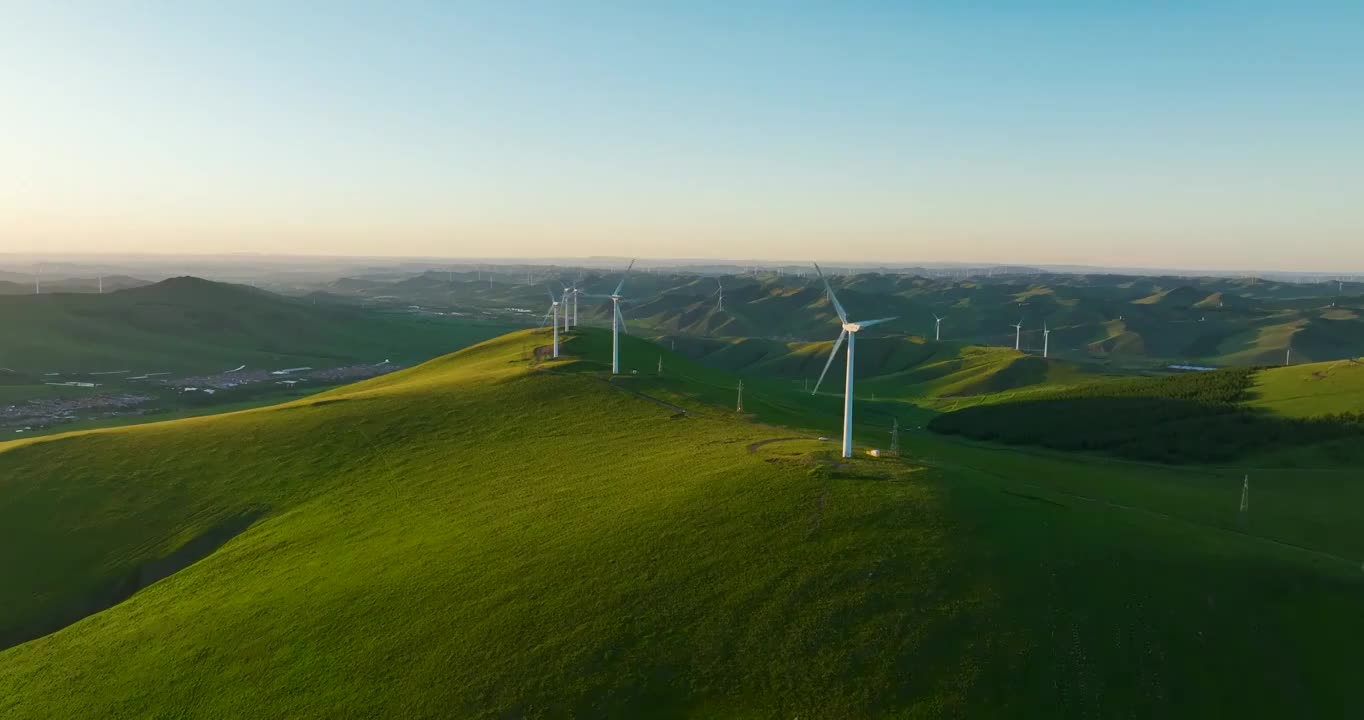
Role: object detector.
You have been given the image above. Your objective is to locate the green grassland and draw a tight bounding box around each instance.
[1248,359,1364,417]
[660,333,1100,407]
[928,361,1364,465]
[2,328,1361,717]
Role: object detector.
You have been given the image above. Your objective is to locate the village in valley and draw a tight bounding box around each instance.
[1,361,401,435]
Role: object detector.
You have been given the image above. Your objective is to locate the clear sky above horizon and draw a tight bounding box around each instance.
[3,2,1362,271]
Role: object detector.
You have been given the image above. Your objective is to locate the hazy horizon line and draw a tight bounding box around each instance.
[1,251,1360,278]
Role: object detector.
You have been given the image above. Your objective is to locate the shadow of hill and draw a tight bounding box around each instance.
[930,396,1364,464]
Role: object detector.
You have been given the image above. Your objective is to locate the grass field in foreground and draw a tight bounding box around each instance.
[1,328,1360,717]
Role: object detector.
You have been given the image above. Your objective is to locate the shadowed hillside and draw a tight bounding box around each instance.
[0,277,517,374]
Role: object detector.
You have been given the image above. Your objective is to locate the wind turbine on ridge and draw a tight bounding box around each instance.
[810,262,896,459]
[1013,321,1023,351]
[558,281,575,332]
[584,260,636,374]
[541,289,562,358]
[572,278,581,326]
[933,314,943,341]
[714,278,725,313]
[1042,323,1050,358]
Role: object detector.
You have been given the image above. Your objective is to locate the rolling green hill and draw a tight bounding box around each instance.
[314,269,1364,369]
[929,362,1364,464]
[660,333,1098,404]
[1,328,1360,717]
[0,277,518,374]
[1247,359,1364,417]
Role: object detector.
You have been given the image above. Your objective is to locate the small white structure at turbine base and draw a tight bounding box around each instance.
[811,262,896,459]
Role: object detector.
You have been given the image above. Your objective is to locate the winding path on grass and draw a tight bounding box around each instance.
[746,436,811,453]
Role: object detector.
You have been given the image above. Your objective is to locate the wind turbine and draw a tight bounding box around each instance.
[1013,321,1023,351]
[541,289,561,358]
[933,314,943,341]
[810,262,896,459]
[559,282,574,332]
[589,259,635,375]
[1042,323,1050,358]
[714,278,724,312]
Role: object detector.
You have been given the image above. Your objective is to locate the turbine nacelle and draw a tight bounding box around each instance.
[842,317,895,333]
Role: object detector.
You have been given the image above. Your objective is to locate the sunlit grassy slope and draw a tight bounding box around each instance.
[663,334,1097,404]
[1,328,1360,717]
[1248,358,1364,417]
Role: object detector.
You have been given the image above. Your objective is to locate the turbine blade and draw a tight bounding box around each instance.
[811,329,848,395]
[613,258,636,296]
[616,302,629,334]
[812,262,848,323]
[854,316,897,328]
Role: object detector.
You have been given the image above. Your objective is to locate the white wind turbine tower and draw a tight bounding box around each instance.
[1013,321,1023,351]
[586,259,636,375]
[1042,323,1050,358]
[714,278,725,312]
[933,314,943,341]
[810,262,896,459]
[541,289,562,358]
[559,282,575,332]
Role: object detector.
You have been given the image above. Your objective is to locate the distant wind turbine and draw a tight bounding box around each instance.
[810,262,896,459]
[714,278,725,313]
[1042,323,1050,358]
[541,289,562,358]
[560,282,574,332]
[1013,321,1023,351]
[933,314,943,341]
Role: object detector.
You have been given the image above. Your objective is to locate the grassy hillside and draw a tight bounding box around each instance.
[661,333,1097,404]
[1,328,1361,716]
[0,277,518,374]
[930,364,1364,464]
[317,268,1364,368]
[1247,359,1364,417]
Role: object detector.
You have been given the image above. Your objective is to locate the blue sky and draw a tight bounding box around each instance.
[2,2,1361,270]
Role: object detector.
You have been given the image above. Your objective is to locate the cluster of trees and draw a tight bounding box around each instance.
[929,368,1364,463]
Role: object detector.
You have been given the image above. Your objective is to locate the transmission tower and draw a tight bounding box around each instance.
[1239,475,1249,530]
